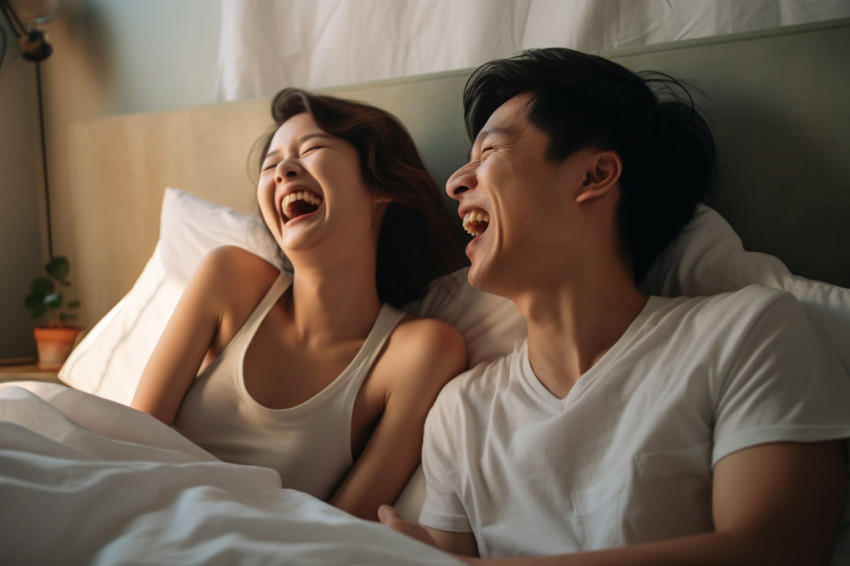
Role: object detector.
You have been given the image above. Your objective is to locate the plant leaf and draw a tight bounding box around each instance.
[31,277,54,294]
[29,303,46,319]
[45,292,63,309]
[46,256,70,283]
[24,293,45,309]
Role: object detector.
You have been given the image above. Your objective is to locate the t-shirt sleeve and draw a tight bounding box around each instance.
[712,290,850,465]
[418,382,474,533]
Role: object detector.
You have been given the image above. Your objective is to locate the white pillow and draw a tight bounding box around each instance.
[407,268,525,369]
[642,204,850,374]
[57,244,182,405]
[58,188,285,403]
[159,188,286,283]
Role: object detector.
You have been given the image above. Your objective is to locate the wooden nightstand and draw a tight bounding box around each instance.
[0,359,63,384]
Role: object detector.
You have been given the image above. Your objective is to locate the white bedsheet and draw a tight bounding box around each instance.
[0,382,460,566]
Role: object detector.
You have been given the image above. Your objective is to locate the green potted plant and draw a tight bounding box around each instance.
[24,255,83,369]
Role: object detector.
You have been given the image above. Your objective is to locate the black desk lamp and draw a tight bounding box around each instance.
[1,0,59,257]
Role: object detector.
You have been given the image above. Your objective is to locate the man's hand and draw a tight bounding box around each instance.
[378,505,481,559]
[378,505,441,547]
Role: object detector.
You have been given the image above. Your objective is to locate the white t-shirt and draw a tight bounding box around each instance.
[419,286,850,559]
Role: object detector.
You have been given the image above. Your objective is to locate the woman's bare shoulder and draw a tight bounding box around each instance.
[384,315,467,388]
[201,245,280,283]
[203,244,281,272]
[393,315,464,347]
[191,245,283,309]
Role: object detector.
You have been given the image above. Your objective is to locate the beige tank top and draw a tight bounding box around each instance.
[173,273,406,500]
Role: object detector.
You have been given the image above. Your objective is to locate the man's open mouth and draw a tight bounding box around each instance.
[282,190,323,222]
[463,210,490,236]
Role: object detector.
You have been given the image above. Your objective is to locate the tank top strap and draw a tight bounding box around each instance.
[337,303,407,397]
[359,304,407,371]
[230,271,292,348]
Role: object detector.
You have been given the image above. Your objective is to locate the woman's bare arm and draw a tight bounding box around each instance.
[131,246,275,424]
[330,318,466,520]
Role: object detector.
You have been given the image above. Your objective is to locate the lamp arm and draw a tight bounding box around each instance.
[0,0,26,36]
[1,0,55,258]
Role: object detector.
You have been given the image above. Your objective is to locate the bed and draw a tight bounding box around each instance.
[2,19,850,565]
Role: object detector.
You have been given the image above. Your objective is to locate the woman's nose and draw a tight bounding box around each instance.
[275,159,302,183]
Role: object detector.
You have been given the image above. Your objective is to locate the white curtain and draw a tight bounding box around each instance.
[214,0,850,101]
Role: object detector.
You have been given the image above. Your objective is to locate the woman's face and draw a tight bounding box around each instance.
[258,112,383,257]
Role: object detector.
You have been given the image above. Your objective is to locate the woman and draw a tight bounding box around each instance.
[131,88,468,520]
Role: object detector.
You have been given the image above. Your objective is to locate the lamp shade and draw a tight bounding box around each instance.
[1,0,57,61]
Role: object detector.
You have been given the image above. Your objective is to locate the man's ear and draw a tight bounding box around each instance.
[576,151,622,203]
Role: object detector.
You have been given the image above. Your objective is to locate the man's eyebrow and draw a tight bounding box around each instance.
[468,126,512,160]
[475,126,511,146]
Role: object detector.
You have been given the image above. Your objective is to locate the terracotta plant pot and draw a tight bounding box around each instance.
[33,326,84,370]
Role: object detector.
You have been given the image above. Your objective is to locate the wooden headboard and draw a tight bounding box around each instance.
[66,18,850,328]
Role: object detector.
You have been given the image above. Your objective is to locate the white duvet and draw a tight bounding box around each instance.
[0,382,460,566]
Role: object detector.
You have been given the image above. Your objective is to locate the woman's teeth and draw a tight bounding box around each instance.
[282,191,322,221]
[463,210,490,236]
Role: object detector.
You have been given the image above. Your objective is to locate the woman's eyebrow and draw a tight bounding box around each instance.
[300,132,334,143]
[264,132,335,160]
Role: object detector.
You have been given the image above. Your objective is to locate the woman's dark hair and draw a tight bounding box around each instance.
[255,88,467,308]
[463,48,716,284]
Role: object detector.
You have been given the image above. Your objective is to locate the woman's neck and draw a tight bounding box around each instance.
[285,257,383,346]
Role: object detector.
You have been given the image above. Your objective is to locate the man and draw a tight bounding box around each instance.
[379,48,850,565]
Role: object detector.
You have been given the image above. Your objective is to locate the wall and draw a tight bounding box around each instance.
[0,0,221,360]
[3,2,848,361]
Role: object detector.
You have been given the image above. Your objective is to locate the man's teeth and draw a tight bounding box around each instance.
[463,210,490,236]
[282,191,322,221]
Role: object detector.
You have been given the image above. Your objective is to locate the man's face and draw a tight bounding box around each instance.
[445,94,588,296]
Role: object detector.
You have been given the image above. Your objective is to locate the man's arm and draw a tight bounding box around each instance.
[382,441,846,565]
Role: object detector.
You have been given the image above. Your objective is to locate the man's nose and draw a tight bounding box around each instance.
[445,165,476,200]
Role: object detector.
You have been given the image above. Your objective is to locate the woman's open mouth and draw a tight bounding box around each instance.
[282,190,323,222]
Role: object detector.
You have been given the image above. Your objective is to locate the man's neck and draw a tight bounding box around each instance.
[516,278,648,400]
